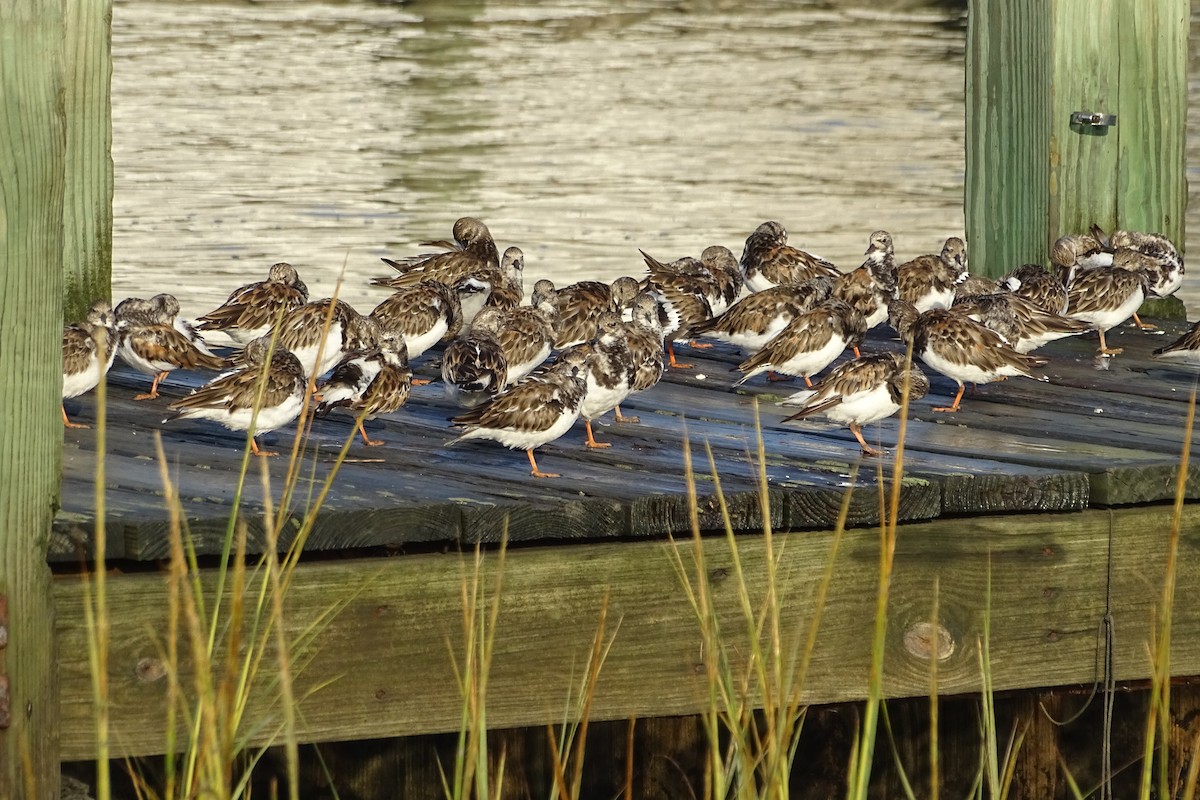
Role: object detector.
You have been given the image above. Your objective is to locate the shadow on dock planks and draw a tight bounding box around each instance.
[55,314,1200,562]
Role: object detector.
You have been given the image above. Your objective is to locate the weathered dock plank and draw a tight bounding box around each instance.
[52,504,1200,761]
[57,311,1200,559]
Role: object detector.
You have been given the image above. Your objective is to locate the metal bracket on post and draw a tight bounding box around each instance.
[1070,111,1117,128]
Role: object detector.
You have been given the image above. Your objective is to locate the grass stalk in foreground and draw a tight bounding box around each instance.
[667,404,854,799]
[546,590,619,800]
[441,534,508,800]
[1137,386,1195,800]
[94,308,363,799]
[82,331,112,798]
[975,565,1024,800]
[845,342,916,800]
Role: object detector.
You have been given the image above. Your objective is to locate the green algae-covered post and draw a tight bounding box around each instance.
[965,0,1188,278]
[0,2,66,797]
[61,0,113,321]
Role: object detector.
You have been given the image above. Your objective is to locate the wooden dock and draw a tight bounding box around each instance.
[57,317,1199,558]
[52,316,1200,761]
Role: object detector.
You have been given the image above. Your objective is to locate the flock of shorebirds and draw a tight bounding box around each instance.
[61,216,1192,475]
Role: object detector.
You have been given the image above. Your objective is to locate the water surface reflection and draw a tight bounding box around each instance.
[111,1,1198,319]
[112,0,968,317]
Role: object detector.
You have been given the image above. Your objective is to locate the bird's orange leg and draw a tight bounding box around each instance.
[250,437,279,457]
[667,342,692,370]
[358,419,384,447]
[687,339,714,350]
[1131,312,1158,331]
[412,377,432,386]
[1097,328,1123,356]
[803,375,814,388]
[614,404,640,424]
[853,346,862,358]
[62,404,89,429]
[527,449,560,478]
[584,419,612,449]
[850,423,884,457]
[932,384,965,413]
[134,370,169,401]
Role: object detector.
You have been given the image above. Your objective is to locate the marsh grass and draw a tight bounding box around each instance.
[74,328,1200,799]
[545,590,618,800]
[666,401,855,799]
[441,535,508,800]
[80,276,379,800]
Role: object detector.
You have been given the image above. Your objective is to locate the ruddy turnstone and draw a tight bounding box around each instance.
[1105,228,1184,299]
[998,264,1069,315]
[273,298,367,378]
[147,293,222,359]
[567,311,636,448]
[615,292,668,423]
[535,276,641,349]
[889,299,1048,412]
[689,277,833,353]
[952,292,1090,353]
[641,245,744,317]
[195,262,309,344]
[1110,248,1171,330]
[699,245,744,316]
[472,295,557,386]
[1152,320,1200,365]
[643,267,714,370]
[484,245,526,311]
[448,347,590,478]
[858,230,899,296]
[733,299,865,387]
[780,352,930,457]
[165,336,307,456]
[374,216,501,288]
[1065,264,1153,355]
[957,273,1002,299]
[441,311,509,408]
[61,300,118,428]
[897,237,968,312]
[115,294,228,400]
[739,220,839,293]
[314,323,412,446]
[370,280,478,362]
[832,266,892,340]
[1055,232,1113,272]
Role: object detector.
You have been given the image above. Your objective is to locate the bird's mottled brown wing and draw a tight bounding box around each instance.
[62,323,99,377]
[453,374,583,434]
[443,335,509,394]
[1066,268,1143,316]
[737,307,837,373]
[129,325,227,371]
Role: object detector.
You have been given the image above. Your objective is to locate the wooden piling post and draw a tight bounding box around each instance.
[965,0,1187,278]
[0,2,66,797]
[61,0,113,321]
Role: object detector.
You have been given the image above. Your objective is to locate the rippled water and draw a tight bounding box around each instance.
[111,0,968,319]
[111,0,1198,320]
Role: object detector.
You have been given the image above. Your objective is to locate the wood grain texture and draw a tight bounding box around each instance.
[965,0,1052,276]
[968,0,1186,276]
[55,317,1200,558]
[61,0,113,321]
[1115,0,1188,245]
[53,505,1200,760]
[1048,0,1119,239]
[0,2,66,795]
